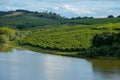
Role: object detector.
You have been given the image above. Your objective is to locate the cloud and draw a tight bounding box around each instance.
[0,1,48,11]
[0,0,120,17]
[53,4,96,15]
[54,7,60,10]
[109,7,120,11]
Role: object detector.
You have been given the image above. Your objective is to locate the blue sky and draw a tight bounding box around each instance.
[0,0,120,17]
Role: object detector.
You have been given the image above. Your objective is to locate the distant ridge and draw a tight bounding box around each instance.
[0,9,120,29]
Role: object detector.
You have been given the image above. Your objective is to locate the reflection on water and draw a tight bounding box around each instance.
[0,49,120,80]
[0,44,13,52]
[89,59,120,72]
[88,59,120,80]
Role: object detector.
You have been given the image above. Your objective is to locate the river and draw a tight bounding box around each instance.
[0,49,120,80]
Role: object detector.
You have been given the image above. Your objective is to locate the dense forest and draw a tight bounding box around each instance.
[85,32,120,57]
[0,10,120,58]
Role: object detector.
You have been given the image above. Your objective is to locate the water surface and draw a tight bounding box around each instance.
[0,49,120,80]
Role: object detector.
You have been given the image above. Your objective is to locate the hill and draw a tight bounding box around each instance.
[0,10,120,58]
[0,10,120,29]
[0,10,65,29]
[18,23,120,58]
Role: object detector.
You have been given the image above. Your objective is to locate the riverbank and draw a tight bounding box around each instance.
[11,41,120,59]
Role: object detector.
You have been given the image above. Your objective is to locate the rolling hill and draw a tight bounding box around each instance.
[0,10,120,58]
[0,10,120,29]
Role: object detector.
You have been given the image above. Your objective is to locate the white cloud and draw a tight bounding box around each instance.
[62,4,96,14]
[0,0,120,17]
[54,7,60,10]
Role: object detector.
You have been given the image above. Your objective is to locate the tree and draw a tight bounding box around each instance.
[83,16,89,19]
[76,16,82,19]
[0,27,15,43]
[0,27,14,35]
[90,16,94,19]
[0,35,9,43]
[117,15,120,18]
[87,32,120,57]
[108,15,114,18]
[15,9,30,13]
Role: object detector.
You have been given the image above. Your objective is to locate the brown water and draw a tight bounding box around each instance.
[88,59,120,80]
[0,49,120,80]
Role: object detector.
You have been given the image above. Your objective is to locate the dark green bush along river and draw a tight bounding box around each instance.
[0,48,120,80]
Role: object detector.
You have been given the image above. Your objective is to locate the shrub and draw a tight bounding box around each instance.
[0,35,9,43]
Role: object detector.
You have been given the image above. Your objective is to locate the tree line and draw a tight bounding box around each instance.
[70,15,120,20]
[82,32,120,58]
[0,9,120,20]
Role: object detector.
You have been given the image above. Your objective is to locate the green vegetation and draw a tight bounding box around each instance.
[84,32,120,58]
[63,18,120,25]
[0,27,16,43]
[18,23,120,58]
[0,10,120,58]
[0,44,13,52]
[0,10,120,29]
[108,15,114,18]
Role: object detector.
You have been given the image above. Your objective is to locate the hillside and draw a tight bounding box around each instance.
[18,23,120,56]
[0,10,120,58]
[0,10,63,29]
[0,10,120,29]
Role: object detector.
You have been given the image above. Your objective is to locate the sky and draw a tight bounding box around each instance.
[0,0,120,18]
